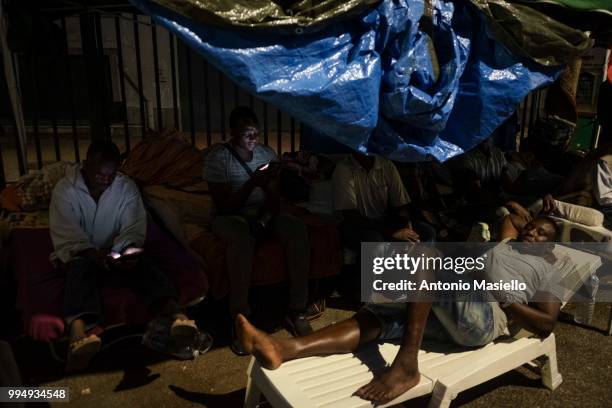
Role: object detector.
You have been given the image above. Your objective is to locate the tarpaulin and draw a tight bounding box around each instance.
[148,0,380,34]
[130,0,568,162]
[470,0,593,66]
[516,0,612,13]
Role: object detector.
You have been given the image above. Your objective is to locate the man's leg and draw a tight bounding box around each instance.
[62,257,103,371]
[271,213,311,334]
[431,299,496,347]
[122,255,197,346]
[238,298,431,404]
[211,215,256,317]
[355,302,430,403]
[236,309,382,369]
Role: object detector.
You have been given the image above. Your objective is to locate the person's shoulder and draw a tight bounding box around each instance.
[378,156,397,171]
[114,173,141,195]
[52,175,74,196]
[255,144,277,159]
[205,143,230,162]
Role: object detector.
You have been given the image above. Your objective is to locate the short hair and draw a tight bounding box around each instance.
[537,216,561,242]
[229,106,259,129]
[86,140,121,163]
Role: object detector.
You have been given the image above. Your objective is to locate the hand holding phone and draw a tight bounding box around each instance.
[107,247,144,270]
[252,161,280,187]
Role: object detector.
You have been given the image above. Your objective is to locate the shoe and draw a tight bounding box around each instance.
[285,310,313,337]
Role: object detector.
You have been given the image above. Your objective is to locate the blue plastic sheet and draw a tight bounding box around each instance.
[130,0,563,162]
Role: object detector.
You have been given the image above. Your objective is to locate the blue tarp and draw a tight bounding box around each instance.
[130,0,563,162]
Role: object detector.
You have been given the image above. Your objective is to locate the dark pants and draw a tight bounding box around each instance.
[63,255,178,328]
[211,213,310,316]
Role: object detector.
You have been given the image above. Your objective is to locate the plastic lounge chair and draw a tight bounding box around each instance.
[244,245,601,408]
[245,335,561,408]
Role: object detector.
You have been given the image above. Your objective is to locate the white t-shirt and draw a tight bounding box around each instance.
[594,158,612,206]
[484,240,564,304]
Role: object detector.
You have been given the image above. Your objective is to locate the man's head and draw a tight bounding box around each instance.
[518,216,560,243]
[83,140,121,193]
[229,106,260,152]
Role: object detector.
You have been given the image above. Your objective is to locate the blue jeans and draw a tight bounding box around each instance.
[363,294,496,347]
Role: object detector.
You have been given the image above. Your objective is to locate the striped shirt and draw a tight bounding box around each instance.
[203,143,277,214]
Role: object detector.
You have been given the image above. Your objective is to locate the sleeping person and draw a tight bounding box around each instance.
[235,215,563,405]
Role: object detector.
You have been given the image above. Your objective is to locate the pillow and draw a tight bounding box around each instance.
[143,184,213,230]
[529,199,604,227]
[554,200,604,227]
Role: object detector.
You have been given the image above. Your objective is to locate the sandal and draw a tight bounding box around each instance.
[66,334,101,373]
[305,299,326,321]
[170,319,198,347]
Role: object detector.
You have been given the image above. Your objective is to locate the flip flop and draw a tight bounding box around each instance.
[305,299,326,322]
[66,334,101,373]
[170,319,198,347]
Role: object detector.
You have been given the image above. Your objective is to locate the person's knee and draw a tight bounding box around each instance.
[212,216,251,242]
[414,222,437,242]
[66,257,97,274]
[275,214,308,240]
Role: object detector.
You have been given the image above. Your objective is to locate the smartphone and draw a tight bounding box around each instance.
[257,161,280,172]
[123,247,144,256]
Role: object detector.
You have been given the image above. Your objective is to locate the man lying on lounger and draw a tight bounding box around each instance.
[236,214,562,405]
[49,140,197,372]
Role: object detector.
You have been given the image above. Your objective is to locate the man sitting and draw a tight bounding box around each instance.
[236,215,562,405]
[203,106,314,354]
[333,151,436,263]
[50,140,196,372]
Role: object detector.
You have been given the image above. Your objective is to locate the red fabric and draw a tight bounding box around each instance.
[10,219,208,342]
[190,213,342,300]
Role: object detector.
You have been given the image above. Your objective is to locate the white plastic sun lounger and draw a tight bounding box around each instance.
[244,334,561,408]
[245,245,601,408]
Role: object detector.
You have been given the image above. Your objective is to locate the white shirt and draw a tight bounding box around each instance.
[594,158,612,206]
[333,155,410,219]
[49,166,146,263]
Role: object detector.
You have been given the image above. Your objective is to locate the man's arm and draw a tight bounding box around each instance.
[112,180,146,254]
[503,292,560,337]
[208,179,257,214]
[499,214,526,240]
[49,187,96,264]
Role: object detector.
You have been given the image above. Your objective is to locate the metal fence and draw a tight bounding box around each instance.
[0,8,301,186]
[0,6,548,188]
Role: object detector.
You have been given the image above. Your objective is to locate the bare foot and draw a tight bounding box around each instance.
[355,364,420,405]
[235,314,283,369]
